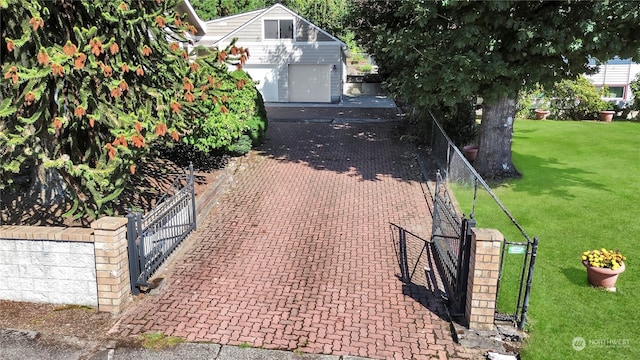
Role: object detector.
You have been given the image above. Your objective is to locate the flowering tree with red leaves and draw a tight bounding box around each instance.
[0,0,253,218]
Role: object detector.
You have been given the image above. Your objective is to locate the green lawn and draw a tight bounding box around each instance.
[455,119,640,359]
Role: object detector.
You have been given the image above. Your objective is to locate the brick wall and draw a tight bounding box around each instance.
[465,228,503,331]
[92,217,131,313]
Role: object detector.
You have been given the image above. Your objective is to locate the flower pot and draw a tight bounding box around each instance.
[599,110,615,122]
[462,144,478,162]
[583,261,625,291]
[534,109,550,120]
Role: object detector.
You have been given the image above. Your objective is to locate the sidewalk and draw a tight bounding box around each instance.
[0,328,373,360]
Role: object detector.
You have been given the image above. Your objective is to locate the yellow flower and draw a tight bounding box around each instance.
[582,248,626,269]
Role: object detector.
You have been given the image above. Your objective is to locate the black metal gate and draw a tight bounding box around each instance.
[127,163,197,294]
[430,170,474,317]
[495,236,539,329]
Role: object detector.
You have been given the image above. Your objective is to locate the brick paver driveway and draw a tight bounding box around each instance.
[116,120,480,359]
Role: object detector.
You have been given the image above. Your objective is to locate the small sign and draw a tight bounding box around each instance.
[508,245,527,254]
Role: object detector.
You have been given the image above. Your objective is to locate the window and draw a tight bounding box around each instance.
[264,19,294,40]
[597,86,625,98]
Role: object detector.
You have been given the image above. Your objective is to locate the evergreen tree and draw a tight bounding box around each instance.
[190,0,268,21]
[0,0,250,218]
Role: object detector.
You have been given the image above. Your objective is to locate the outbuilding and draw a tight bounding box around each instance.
[196,4,348,103]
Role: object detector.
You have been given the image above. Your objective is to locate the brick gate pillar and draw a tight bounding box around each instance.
[92,217,131,313]
[465,228,503,331]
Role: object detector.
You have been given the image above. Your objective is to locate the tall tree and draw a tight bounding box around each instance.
[351,1,640,178]
[190,0,268,20]
[284,0,349,39]
[0,0,249,217]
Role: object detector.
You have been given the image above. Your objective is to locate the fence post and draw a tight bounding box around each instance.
[126,212,141,295]
[189,162,197,230]
[92,216,131,313]
[465,227,503,331]
[454,218,475,314]
[519,237,539,330]
[398,227,410,282]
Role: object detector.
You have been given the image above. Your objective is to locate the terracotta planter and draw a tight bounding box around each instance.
[583,261,625,291]
[534,109,550,120]
[462,144,479,162]
[599,110,615,122]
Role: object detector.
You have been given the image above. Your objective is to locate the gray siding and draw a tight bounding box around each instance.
[224,7,336,43]
[205,12,260,36]
[224,7,295,43]
[242,43,341,65]
[233,18,263,42]
[261,7,293,19]
[296,20,334,42]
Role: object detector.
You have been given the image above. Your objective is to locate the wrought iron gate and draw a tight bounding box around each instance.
[495,236,539,329]
[430,170,474,316]
[127,163,197,294]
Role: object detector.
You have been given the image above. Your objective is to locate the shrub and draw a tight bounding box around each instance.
[629,73,640,111]
[227,89,267,156]
[550,75,607,120]
[430,99,477,147]
[358,63,373,73]
[517,84,547,119]
[183,66,268,156]
[226,72,268,154]
[228,135,253,156]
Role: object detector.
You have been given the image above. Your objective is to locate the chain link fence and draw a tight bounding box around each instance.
[420,111,538,329]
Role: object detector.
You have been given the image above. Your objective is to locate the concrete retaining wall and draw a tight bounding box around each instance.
[0,227,97,306]
[0,219,131,313]
[343,82,384,96]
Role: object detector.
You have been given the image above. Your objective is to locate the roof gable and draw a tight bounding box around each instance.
[205,8,264,25]
[204,9,264,39]
[208,3,345,47]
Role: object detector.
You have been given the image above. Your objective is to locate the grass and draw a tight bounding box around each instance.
[138,332,184,349]
[358,63,373,73]
[453,119,640,359]
[53,304,93,311]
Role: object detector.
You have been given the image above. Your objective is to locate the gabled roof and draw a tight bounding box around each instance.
[205,8,265,26]
[202,3,346,47]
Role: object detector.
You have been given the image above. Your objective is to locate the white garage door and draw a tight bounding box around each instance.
[245,67,278,102]
[288,64,331,103]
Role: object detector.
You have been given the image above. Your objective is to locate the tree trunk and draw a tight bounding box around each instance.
[475,96,520,179]
[29,163,68,206]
